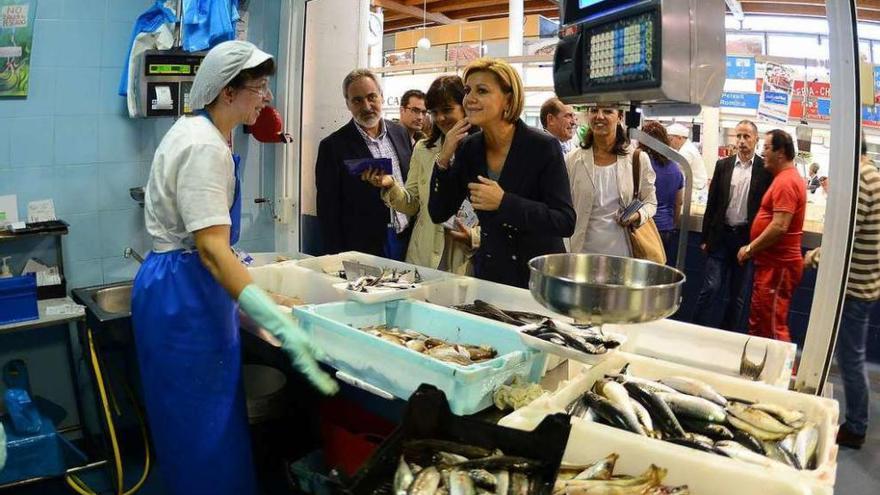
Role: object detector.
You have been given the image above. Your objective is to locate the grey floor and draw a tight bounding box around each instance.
[827,362,880,495]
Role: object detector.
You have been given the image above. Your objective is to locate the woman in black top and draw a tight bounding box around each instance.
[428,58,576,288]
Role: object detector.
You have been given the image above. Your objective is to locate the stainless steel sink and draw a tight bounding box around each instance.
[93,284,132,314]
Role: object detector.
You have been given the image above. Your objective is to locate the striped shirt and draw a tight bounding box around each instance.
[847,162,880,300]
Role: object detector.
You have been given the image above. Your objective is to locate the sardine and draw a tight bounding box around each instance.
[594,380,646,435]
[750,403,805,428]
[609,373,677,394]
[654,392,727,423]
[727,402,795,435]
[434,451,469,465]
[509,472,529,495]
[763,441,802,470]
[407,466,441,495]
[554,464,667,494]
[793,421,819,470]
[468,469,497,490]
[714,441,788,469]
[727,415,789,441]
[679,418,734,441]
[573,453,618,480]
[454,455,542,472]
[449,470,476,495]
[403,439,494,461]
[582,391,644,435]
[659,376,728,407]
[493,471,509,495]
[630,398,655,434]
[623,382,686,439]
[731,427,766,454]
[394,456,414,495]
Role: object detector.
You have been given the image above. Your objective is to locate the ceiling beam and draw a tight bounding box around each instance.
[449,3,559,20]
[373,0,459,24]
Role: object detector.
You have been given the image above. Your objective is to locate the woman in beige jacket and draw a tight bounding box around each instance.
[566,105,657,255]
[363,76,478,274]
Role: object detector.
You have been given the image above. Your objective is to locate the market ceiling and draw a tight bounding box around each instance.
[375,0,880,34]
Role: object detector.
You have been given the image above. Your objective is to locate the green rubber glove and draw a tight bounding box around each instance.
[238,284,339,395]
[0,422,6,472]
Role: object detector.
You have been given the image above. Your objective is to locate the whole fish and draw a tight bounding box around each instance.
[594,380,646,436]
[750,403,805,428]
[714,441,788,469]
[553,464,667,495]
[655,392,727,423]
[509,472,530,495]
[427,346,474,366]
[727,415,789,441]
[731,427,766,454]
[679,418,734,441]
[609,373,677,395]
[623,382,686,439]
[394,456,414,495]
[407,466,441,495]
[763,441,802,470]
[494,471,509,495]
[454,455,542,472]
[582,391,644,435]
[630,398,655,435]
[468,469,497,490]
[793,421,819,470]
[659,376,728,407]
[727,403,795,435]
[573,453,618,480]
[449,470,476,495]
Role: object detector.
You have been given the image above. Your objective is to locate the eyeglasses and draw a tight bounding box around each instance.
[243,80,272,97]
[405,106,427,117]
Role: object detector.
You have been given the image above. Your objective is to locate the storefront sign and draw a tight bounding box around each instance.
[874,66,880,105]
[790,81,831,121]
[863,105,880,128]
[720,91,759,110]
[0,1,35,97]
[726,56,756,80]
[757,62,795,124]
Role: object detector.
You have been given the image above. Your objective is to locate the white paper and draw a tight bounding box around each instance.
[22,258,49,275]
[45,303,85,316]
[154,86,174,110]
[0,194,18,227]
[27,199,56,223]
[36,267,62,287]
[443,199,478,230]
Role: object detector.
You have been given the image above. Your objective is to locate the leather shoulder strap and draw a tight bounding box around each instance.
[632,149,641,197]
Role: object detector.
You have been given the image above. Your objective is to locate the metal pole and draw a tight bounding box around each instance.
[795,0,860,395]
[629,128,692,271]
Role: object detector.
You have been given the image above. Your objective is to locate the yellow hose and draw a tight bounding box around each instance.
[64,329,151,495]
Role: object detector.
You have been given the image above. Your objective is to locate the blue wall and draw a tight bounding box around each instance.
[0,0,281,431]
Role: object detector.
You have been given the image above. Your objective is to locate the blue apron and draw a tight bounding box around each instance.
[131,129,253,494]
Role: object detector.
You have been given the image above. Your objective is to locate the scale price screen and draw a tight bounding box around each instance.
[148,64,192,75]
[583,11,658,90]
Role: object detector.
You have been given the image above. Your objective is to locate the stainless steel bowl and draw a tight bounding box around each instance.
[529,253,685,324]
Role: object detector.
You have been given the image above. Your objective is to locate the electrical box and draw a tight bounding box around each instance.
[554,0,726,108]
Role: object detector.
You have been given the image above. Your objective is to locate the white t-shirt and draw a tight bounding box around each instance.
[581,165,631,257]
[143,115,236,252]
[680,140,708,190]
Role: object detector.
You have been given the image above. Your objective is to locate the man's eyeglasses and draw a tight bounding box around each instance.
[405,106,427,117]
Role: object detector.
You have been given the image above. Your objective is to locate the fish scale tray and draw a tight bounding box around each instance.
[294,300,548,415]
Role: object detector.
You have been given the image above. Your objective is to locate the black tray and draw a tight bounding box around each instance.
[345,384,571,495]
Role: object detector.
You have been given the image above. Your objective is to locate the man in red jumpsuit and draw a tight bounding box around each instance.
[737,129,806,342]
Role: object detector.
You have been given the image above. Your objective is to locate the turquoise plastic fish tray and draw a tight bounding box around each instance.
[294,300,548,415]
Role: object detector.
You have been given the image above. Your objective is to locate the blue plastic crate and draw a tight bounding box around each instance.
[294,300,547,415]
[0,274,38,326]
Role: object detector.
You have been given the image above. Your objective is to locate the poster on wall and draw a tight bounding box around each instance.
[0,0,35,97]
[757,62,795,124]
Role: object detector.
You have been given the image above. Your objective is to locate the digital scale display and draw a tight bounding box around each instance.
[583,11,659,90]
[579,0,606,7]
[148,64,192,75]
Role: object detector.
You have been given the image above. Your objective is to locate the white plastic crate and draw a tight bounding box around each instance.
[499,352,838,494]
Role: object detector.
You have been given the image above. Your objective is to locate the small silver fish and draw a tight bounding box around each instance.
[407,466,440,495]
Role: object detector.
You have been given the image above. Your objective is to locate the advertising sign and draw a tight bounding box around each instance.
[726,56,756,80]
[757,62,795,124]
[0,1,35,97]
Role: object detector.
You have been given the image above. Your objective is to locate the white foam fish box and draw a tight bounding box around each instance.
[425,276,795,388]
[293,251,451,284]
[499,352,838,494]
[605,319,797,388]
[248,261,341,305]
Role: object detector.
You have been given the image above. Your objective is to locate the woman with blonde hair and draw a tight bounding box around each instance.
[362,75,478,274]
[429,58,575,288]
[566,104,657,256]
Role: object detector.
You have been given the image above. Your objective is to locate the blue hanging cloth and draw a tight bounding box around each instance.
[182,0,241,52]
[118,1,177,96]
[131,112,251,494]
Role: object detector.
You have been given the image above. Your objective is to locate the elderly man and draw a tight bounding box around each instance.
[737,129,806,342]
[692,120,772,330]
[666,123,708,190]
[540,97,577,154]
[399,89,427,148]
[315,69,413,259]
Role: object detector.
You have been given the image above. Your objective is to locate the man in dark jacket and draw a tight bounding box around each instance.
[315,69,413,258]
[692,120,773,330]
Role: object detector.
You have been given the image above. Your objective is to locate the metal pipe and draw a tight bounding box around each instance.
[630,128,692,272]
[795,0,860,395]
[123,248,144,265]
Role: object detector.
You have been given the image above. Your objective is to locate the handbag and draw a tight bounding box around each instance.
[627,149,667,264]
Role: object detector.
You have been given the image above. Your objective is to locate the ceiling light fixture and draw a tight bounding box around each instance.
[417,0,431,50]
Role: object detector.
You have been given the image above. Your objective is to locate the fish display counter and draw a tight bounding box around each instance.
[499,352,838,494]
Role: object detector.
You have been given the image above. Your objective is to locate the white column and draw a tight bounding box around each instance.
[508,0,524,59]
[700,106,720,177]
